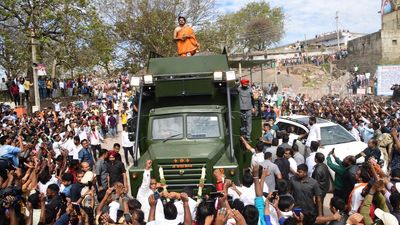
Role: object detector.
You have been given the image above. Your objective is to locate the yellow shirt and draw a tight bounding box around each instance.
[46,80,52,89]
[93,109,99,116]
[23,80,32,90]
[121,113,128,125]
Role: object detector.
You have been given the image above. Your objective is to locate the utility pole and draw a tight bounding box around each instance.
[31,29,40,111]
[336,11,340,51]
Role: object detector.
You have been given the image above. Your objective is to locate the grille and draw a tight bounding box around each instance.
[157,162,206,186]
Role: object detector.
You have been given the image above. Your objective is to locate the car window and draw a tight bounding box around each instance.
[276,122,291,132]
[295,127,307,135]
[320,125,356,146]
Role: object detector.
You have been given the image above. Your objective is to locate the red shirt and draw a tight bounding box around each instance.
[10,85,19,95]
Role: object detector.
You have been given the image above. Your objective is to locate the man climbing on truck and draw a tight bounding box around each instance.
[173,16,200,57]
[238,79,256,140]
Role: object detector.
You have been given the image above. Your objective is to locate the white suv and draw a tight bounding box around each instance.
[274,115,370,177]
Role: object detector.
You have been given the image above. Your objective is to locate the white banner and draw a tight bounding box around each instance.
[37,64,47,76]
[377,65,400,96]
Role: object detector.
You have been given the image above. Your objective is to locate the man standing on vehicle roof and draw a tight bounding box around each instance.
[173,16,200,57]
[238,79,256,140]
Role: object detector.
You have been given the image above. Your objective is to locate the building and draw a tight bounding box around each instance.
[336,10,400,73]
[270,30,365,52]
[308,30,365,49]
[251,31,365,61]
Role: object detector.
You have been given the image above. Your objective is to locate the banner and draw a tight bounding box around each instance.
[376,65,400,95]
[37,64,47,76]
[382,0,399,16]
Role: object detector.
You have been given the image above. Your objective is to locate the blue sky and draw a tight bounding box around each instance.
[215,0,382,45]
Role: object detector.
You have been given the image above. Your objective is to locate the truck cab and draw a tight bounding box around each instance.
[128,54,261,196]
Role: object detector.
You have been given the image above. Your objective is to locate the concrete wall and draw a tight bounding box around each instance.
[382,30,400,63]
[347,32,382,57]
[335,11,400,73]
[382,11,400,63]
[382,10,400,30]
[340,32,382,73]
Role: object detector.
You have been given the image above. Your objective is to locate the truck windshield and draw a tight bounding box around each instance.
[187,116,220,139]
[152,116,183,140]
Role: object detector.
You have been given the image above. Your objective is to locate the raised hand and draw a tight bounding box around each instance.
[148,194,157,207]
[145,160,152,170]
[180,192,189,203]
[215,208,229,225]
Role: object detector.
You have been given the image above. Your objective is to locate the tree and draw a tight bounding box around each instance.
[197,1,284,53]
[0,0,115,78]
[94,0,215,72]
[0,25,30,77]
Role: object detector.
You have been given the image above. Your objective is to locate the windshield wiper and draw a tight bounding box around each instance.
[162,133,182,143]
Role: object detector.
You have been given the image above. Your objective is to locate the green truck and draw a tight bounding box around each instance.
[128,54,261,196]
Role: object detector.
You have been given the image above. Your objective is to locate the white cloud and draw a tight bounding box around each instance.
[215,0,382,44]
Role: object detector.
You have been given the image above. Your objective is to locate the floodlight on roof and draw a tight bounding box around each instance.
[143,75,153,85]
[226,71,236,81]
[130,77,141,87]
[213,71,223,81]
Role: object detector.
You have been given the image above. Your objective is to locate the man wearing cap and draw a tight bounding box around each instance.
[107,150,127,189]
[173,16,200,57]
[238,79,256,140]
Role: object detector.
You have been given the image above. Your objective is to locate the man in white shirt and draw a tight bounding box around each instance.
[88,124,103,161]
[227,169,269,206]
[65,136,81,160]
[241,136,265,166]
[122,125,134,165]
[349,124,361,141]
[147,192,192,225]
[137,160,158,221]
[77,124,89,142]
[52,133,62,157]
[61,132,74,160]
[18,79,25,105]
[305,116,321,158]
[306,141,319,177]
[53,99,61,113]
[59,80,65,97]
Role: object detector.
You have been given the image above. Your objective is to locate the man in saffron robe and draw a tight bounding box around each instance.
[173,16,199,57]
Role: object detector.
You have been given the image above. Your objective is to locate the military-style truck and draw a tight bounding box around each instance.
[128,54,261,196]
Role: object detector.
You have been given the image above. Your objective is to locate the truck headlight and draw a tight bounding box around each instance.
[131,172,138,179]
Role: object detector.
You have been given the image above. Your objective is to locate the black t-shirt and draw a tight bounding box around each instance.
[341,165,359,202]
[107,160,126,186]
[274,158,290,181]
[70,182,84,202]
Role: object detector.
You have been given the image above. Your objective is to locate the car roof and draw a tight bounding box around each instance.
[278,115,336,127]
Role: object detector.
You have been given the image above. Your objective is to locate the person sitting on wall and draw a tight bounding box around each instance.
[173,16,200,57]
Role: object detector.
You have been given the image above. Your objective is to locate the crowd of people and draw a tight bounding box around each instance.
[0,75,127,107]
[1,72,400,225]
[346,73,372,95]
